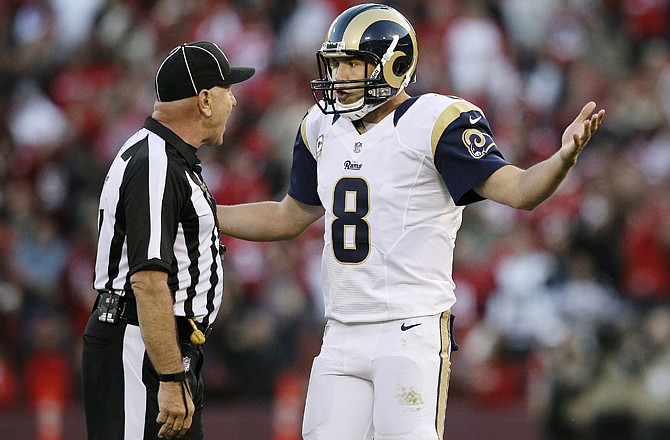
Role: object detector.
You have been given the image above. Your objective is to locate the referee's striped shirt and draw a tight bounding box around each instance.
[94,117,224,327]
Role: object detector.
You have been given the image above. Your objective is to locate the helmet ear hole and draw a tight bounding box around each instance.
[393,60,407,76]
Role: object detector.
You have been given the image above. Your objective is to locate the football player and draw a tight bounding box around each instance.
[218,3,604,439]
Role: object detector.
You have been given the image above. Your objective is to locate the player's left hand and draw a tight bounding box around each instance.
[560,101,605,165]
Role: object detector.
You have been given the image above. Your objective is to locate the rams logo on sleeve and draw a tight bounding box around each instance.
[462,129,496,159]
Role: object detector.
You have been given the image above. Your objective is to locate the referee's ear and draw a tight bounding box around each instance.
[197,89,213,117]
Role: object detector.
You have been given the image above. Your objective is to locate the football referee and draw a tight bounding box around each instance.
[82,41,254,440]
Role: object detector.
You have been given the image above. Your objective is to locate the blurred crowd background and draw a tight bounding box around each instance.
[1,0,670,439]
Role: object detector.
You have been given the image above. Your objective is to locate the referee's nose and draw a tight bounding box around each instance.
[228,87,237,107]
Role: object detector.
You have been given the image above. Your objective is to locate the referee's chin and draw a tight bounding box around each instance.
[215,129,226,146]
[203,134,225,147]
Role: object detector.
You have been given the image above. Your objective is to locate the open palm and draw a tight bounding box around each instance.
[560,101,606,164]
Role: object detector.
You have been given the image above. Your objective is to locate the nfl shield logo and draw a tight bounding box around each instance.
[353,142,363,153]
[316,135,324,159]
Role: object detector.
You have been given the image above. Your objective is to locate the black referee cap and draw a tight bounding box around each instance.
[155,41,255,102]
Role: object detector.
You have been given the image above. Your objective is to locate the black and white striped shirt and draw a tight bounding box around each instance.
[94,117,224,327]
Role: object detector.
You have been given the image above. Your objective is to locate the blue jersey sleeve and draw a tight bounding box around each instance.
[433,108,509,205]
[287,125,322,206]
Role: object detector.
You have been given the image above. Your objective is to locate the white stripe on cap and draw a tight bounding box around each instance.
[181,46,198,96]
[154,45,181,102]
[184,43,226,82]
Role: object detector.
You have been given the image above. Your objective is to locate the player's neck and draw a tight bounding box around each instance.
[353,118,377,134]
[362,91,410,124]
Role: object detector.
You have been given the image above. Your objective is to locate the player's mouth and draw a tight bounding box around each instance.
[336,90,358,103]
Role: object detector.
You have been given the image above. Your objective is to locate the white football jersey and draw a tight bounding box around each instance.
[288,93,508,323]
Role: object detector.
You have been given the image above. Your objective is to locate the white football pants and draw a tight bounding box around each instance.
[302,311,455,440]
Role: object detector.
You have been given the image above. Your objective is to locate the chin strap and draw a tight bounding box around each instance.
[335,98,383,121]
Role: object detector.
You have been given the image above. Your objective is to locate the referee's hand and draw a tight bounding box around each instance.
[157,380,195,438]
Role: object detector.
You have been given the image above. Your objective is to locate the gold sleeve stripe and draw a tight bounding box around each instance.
[430,101,483,155]
[300,106,318,151]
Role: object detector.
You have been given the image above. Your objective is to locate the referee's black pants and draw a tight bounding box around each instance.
[82,315,205,440]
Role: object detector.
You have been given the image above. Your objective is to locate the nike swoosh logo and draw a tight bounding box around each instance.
[401,322,422,331]
[469,115,482,124]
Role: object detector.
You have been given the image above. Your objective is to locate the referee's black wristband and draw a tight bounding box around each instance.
[158,371,186,382]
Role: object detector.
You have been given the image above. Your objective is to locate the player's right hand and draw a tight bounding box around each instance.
[156,380,195,438]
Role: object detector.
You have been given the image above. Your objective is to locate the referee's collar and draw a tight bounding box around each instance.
[143,117,201,172]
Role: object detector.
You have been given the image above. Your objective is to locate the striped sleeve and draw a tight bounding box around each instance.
[123,134,181,275]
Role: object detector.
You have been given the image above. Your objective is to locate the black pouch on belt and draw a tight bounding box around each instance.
[97,292,122,324]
